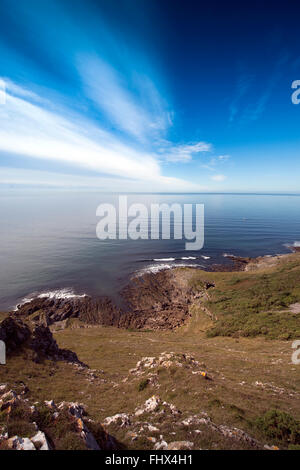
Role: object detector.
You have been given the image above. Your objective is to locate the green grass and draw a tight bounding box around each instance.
[189,254,300,339]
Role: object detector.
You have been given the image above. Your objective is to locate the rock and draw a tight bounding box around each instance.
[130,352,203,376]
[0,317,31,353]
[14,295,121,328]
[76,418,100,450]
[0,316,86,366]
[181,413,260,448]
[218,425,260,448]
[0,384,7,393]
[8,436,36,450]
[12,268,203,331]
[104,413,131,427]
[0,388,120,451]
[163,402,181,416]
[126,431,138,441]
[67,402,86,419]
[121,270,196,330]
[135,395,181,418]
[154,439,168,450]
[44,399,56,409]
[147,424,159,432]
[0,426,8,440]
[31,431,51,450]
[167,441,194,450]
[135,395,161,416]
[1,390,17,401]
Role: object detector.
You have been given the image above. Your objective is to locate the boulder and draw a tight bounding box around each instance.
[31,431,51,450]
[7,436,36,450]
[0,317,30,353]
[103,413,131,427]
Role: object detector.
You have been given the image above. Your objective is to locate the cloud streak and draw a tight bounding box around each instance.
[0,79,205,191]
[160,141,212,163]
[78,56,171,142]
[211,174,226,182]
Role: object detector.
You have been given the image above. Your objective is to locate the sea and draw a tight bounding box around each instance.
[0,190,300,310]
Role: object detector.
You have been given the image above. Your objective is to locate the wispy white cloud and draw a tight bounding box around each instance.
[0,166,205,192]
[217,154,230,162]
[160,141,212,163]
[211,174,226,182]
[0,90,159,180]
[78,56,171,142]
[201,154,230,171]
[229,72,254,123]
[244,53,289,121]
[0,80,204,191]
[233,53,289,124]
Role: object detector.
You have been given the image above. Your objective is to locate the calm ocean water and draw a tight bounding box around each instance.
[1,191,300,310]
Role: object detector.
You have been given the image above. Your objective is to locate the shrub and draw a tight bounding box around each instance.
[255,410,300,445]
[55,431,87,450]
[137,378,149,392]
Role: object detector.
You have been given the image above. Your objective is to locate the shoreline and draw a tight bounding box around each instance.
[7,247,300,332]
[5,244,299,314]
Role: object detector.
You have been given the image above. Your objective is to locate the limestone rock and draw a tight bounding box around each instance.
[104,413,131,427]
[8,436,36,450]
[31,431,51,450]
[135,395,161,416]
[167,441,194,450]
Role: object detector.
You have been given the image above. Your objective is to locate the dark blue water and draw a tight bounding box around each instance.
[1,191,300,310]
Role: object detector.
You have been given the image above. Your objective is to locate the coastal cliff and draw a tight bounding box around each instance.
[0,251,299,450]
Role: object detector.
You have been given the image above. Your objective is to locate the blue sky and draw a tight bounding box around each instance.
[0,0,299,192]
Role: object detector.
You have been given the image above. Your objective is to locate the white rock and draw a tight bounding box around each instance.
[135,395,161,416]
[8,436,36,450]
[103,413,131,427]
[148,424,159,432]
[2,390,17,401]
[44,400,56,409]
[68,402,85,419]
[167,441,194,450]
[31,431,51,450]
[154,439,168,450]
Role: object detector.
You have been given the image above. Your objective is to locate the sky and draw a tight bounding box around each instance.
[0,0,300,192]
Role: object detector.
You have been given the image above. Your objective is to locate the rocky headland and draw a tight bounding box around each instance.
[0,250,299,451]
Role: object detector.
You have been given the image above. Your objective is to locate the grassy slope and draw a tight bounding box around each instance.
[0,253,299,449]
[189,252,300,339]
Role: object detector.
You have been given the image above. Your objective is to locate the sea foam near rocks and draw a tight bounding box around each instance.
[15,288,87,310]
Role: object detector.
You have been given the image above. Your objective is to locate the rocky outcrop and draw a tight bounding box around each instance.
[129,351,208,377]
[0,317,31,353]
[101,392,265,451]
[14,295,121,328]
[119,270,197,330]
[0,317,86,366]
[13,269,202,331]
[0,385,119,451]
[181,413,261,448]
